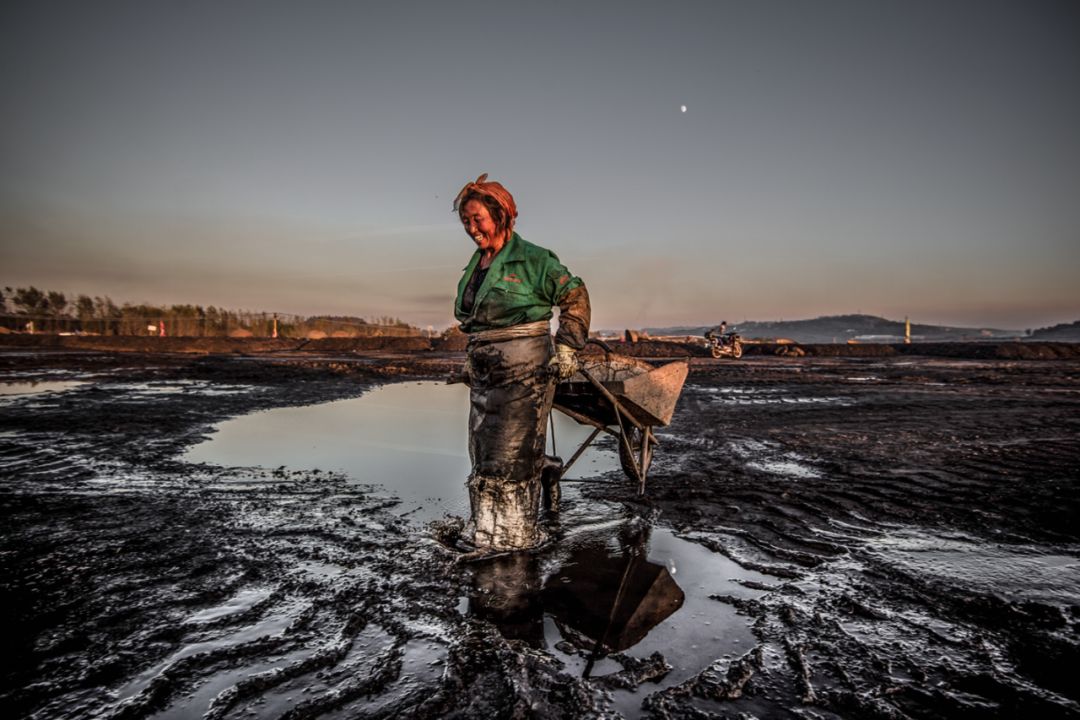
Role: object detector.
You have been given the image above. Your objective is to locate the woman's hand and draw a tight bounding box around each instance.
[548,344,579,380]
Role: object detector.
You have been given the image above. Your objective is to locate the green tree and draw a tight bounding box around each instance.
[94,296,120,335]
[46,291,67,332]
[205,306,222,335]
[76,295,95,333]
[13,286,48,316]
[169,304,201,336]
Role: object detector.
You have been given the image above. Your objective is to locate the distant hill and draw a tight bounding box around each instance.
[643,314,1024,344]
[1030,320,1080,341]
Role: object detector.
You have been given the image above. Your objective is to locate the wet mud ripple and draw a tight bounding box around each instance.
[0,357,617,719]
[2,354,1079,718]
[588,359,1080,718]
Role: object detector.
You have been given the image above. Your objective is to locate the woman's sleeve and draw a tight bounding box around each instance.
[555,284,590,349]
[541,250,590,349]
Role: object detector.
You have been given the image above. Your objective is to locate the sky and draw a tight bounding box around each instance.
[1,0,1078,331]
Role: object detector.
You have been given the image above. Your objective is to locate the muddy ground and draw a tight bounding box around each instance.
[1,349,1078,719]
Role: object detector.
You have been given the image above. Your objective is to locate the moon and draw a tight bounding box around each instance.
[680,105,687,113]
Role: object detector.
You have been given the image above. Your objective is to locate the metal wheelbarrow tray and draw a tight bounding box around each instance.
[552,349,688,494]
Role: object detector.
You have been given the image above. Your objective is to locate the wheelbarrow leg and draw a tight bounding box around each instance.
[638,428,653,495]
[611,400,638,479]
[540,456,563,513]
[579,366,653,493]
[620,426,656,495]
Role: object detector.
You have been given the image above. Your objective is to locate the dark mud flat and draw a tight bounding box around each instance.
[2,351,1079,719]
[590,357,1080,718]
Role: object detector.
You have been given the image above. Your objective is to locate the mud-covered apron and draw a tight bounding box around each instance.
[466,331,555,550]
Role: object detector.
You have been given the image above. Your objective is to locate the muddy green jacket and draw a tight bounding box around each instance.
[455,232,590,348]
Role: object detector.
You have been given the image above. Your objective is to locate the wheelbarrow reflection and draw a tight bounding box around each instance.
[468,523,685,673]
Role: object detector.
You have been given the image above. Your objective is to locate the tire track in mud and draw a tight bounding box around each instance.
[588,358,1080,718]
[0,442,96,484]
[0,358,618,719]
[0,483,451,720]
[0,362,455,720]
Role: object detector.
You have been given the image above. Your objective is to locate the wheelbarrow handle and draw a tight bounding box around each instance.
[586,338,615,356]
[578,366,644,432]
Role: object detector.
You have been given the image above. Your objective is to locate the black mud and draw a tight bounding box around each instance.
[595,357,1080,719]
[2,351,1079,719]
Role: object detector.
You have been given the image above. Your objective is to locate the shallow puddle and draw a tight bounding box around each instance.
[183,381,771,713]
[549,518,769,713]
[184,381,619,522]
[464,501,772,714]
[0,379,85,398]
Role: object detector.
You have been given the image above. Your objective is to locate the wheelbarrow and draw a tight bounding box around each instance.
[548,340,689,496]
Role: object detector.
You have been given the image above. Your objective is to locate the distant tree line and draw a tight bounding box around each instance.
[0,286,420,338]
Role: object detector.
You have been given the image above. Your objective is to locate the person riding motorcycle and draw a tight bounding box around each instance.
[704,321,743,359]
[704,321,727,340]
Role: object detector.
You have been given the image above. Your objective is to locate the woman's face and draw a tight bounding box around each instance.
[461,199,501,252]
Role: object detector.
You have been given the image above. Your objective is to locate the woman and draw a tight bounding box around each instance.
[453,173,590,552]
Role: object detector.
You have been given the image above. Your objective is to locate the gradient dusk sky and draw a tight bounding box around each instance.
[2,0,1078,330]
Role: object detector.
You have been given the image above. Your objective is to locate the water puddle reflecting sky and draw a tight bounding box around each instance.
[0,379,85,398]
[184,380,772,700]
[469,512,772,711]
[185,381,619,522]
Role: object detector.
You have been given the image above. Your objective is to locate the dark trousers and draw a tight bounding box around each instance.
[466,334,555,550]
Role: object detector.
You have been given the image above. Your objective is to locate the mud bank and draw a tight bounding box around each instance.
[0,334,435,355]
[595,357,1080,718]
[595,340,1080,360]
[3,334,1079,360]
[2,351,1078,718]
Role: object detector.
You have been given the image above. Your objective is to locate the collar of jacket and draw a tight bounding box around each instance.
[458,232,526,317]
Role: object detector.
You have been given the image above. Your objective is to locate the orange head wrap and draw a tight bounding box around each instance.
[453,173,518,235]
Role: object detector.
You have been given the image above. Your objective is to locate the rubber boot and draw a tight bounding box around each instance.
[467,472,544,551]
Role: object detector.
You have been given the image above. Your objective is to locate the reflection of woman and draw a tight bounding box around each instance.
[453,174,590,552]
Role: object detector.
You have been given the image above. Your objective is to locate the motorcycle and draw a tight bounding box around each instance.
[704,328,743,359]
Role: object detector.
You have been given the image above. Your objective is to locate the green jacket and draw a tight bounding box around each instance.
[455,232,584,335]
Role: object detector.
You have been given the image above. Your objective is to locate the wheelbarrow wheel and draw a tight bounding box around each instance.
[618,426,652,483]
